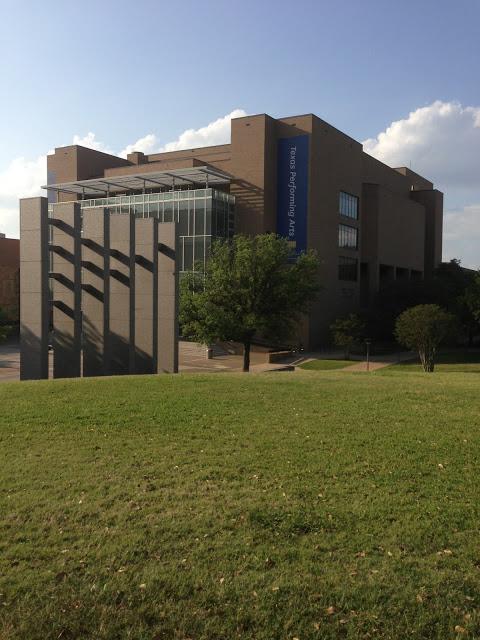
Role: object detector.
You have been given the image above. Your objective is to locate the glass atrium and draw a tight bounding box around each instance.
[45,167,235,273]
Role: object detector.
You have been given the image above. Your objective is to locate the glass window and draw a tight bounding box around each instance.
[216,202,225,238]
[339,191,359,219]
[194,236,205,269]
[178,200,189,235]
[338,224,358,249]
[205,200,212,235]
[183,237,193,271]
[338,256,358,281]
[195,198,205,235]
[164,200,173,222]
[149,201,159,218]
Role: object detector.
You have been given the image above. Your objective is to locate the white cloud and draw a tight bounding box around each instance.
[0,109,247,239]
[159,109,247,152]
[72,132,114,155]
[363,101,480,195]
[444,204,480,269]
[4,104,477,269]
[0,207,22,239]
[0,155,47,201]
[119,108,247,157]
[119,134,158,159]
[0,155,47,238]
[364,100,480,268]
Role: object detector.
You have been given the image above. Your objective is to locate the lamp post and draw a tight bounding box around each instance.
[365,338,372,372]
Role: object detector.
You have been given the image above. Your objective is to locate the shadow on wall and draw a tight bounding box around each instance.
[19,324,48,380]
[80,315,155,377]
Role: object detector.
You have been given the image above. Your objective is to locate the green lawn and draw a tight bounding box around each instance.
[1,370,480,639]
[299,358,353,370]
[387,350,480,373]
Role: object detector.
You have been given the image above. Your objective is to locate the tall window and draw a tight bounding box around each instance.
[338,256,358,281]
[338,224,358,249]
[339,191,359,219]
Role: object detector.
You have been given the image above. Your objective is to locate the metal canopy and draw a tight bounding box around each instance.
[42,165,232,196]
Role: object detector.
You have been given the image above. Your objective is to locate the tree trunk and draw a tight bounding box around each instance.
[420,348,435,372]
[243,341,251,372]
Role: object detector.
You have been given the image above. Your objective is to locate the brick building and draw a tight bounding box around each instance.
[0,234,20,321]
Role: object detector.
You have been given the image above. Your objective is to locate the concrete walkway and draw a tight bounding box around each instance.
[0,341,294,381]
[0,341,414,381]
[0,343,20,382]
[288,350,415,372]
[341,351,414,372]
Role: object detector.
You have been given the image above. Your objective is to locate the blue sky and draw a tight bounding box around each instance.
[1,0,479,266]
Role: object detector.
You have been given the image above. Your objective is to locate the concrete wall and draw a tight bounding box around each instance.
[109,214,135,375]
[19,198,49,380]
[82,208,110,377]
[44,111,444,349]
[135,218,158,374]
[157,223,178,373]
[411,189,444,277]
[20,199,179,380]
[51,202,82,378]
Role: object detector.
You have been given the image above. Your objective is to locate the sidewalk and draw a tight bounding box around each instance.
[289,350,415,372]
[342,351,414,371]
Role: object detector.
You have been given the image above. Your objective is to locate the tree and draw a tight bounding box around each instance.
[179,234,320,371]
[330,313,365,359]
[464,271,480,326]
[394,304,455,372]
[0,307,10,344]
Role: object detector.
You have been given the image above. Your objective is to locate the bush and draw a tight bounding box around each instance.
[330,313,365,359]
[395,304,456,372]
[0,307,12,344]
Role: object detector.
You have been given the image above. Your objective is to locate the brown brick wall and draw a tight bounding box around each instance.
[0,238,20,320]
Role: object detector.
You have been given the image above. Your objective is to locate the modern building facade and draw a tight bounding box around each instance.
[34,111,442,356]
[19,198,178,380]
[0,234,20,321]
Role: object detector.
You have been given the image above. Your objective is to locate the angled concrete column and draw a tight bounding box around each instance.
[50,202,82,378]
[82,208,110,377]
[157,222,179,373]
[134,218,158,374]
[19,197,49,380]
[108,213,135,375]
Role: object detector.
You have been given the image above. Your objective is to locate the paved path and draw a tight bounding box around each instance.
[286,350,414,373]
[0,343,20,382]
[341,352,413,372]
[0,342,291,381]
[0,342,414,381]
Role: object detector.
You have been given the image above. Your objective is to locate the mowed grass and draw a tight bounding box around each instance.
[1,369,480,639]
[299,359,353,371]
[387,350,480,373]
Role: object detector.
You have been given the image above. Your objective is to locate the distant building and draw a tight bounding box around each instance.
[34,111,442,351]
[0,234,20,321]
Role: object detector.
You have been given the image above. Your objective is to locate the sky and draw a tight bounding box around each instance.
[0,0,479,267]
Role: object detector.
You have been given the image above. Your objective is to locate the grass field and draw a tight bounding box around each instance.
[1,368,480,639]
[298,358,353,371]
[387,350,480,373]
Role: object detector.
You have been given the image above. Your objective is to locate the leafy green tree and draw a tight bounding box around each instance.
[0,307,10,343]
[330,313,365,359]
[395,304,456,372]
[180,234,320,371]
[464,271,480,326]
[370,259,478,344]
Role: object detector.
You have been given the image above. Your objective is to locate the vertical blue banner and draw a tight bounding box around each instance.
[276,134,309,257]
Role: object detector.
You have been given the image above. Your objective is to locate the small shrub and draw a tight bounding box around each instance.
[395,304,456,372]
[330,313,365,359]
